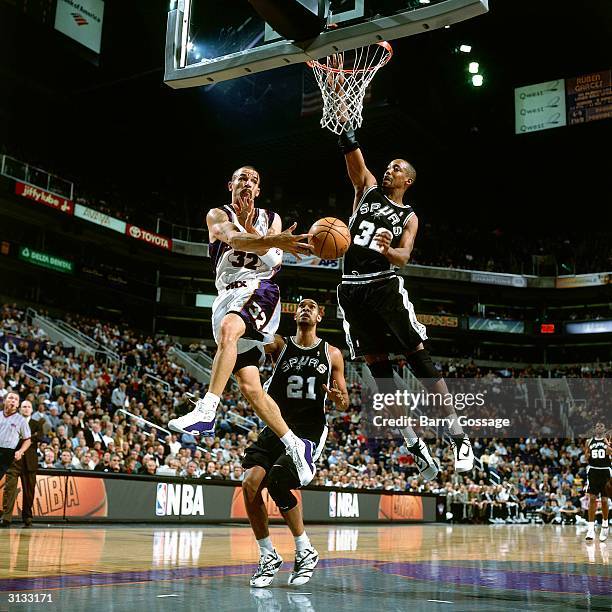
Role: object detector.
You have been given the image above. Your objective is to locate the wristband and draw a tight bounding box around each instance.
[339,128,360,154]
[259,247,283,267]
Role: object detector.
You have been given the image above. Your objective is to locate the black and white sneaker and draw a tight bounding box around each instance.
[288,547,319,586]
[450,434,474,473]
[406,438,440,481]
[250,550,283,588]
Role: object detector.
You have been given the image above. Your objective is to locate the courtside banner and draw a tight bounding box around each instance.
[126,224,172,250]
[15,181,74,215]
[555,273,610,289]
[74,203,126,234]
[0,473,436,523]
[282,252,339,269]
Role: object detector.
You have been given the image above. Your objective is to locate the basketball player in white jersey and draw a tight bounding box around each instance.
[169,166,318,485]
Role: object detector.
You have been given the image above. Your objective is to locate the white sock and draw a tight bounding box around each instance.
[400,427,418,447]
[197,392,220,412]
[603,520,609,528]
[280,431,296,448]
[588,521,594,531]
[295,532,311,552]
[257,536,275,556]
[447,413,464,436]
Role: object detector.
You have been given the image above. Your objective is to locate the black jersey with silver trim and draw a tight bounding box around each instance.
[342,185,415,281]
[264,337,331,438]
[588,438,610,469]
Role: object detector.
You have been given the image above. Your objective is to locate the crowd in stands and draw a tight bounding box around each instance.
[3,146,612,276]
[1,303,609,525]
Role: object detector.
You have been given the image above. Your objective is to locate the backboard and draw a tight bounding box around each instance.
[164,0,489,89]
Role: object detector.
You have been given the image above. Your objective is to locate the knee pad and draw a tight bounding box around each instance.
[406,349,441,384]
[267,465,298,512]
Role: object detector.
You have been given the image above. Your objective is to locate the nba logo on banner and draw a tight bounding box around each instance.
[329,491,337,518]
[329,491,360,518]
[156,483,168,516]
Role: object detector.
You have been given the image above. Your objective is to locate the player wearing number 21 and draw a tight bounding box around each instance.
[242,298,349,587]
[170,166,319,487]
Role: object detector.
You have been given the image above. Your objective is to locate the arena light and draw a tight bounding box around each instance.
[471,74,484,86]
[459,44,472,53]
[468,61,480,74]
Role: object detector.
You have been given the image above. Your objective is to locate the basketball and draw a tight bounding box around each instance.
[308,217,351,260]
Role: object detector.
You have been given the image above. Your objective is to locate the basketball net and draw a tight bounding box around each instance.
[307,41,392,135]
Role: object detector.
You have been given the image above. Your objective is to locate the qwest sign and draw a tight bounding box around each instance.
[15,182,74,215]
[156,483,205,516]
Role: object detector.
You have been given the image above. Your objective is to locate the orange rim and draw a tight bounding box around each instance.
[306,41,393,73]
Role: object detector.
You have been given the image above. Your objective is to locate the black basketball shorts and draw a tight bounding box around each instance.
[337,275,427,359]
[586,467,611,496]
[242,426,326,487]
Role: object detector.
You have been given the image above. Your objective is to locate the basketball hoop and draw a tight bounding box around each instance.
[307,41,393,135]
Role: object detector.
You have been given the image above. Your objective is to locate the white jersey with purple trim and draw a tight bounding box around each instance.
[209,204,282,293]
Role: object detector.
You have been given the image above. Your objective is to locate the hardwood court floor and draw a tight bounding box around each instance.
[0,524,609,611]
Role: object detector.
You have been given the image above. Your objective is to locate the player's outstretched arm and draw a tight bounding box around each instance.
[207,207,313,258]
[373,213,419,268]
[339,129,377,210]
[323,345,349,410]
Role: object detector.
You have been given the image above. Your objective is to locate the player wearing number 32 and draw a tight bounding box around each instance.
[170,166,318,487]
[336,130,474,478]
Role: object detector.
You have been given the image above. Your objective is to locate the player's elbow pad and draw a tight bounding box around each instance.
[339,128,360,155]
[260,248,283,267]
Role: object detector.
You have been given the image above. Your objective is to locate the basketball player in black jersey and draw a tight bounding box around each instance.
[584,422,611,542]
[335,128,474,479]
[242,298,349,588]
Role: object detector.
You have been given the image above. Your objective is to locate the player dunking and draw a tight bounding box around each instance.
[584,422,611,542]
[169,166,318,485]
[335,129,474,478]
[242,298,348,587]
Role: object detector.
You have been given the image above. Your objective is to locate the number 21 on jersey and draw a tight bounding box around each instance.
[287,375,316,399]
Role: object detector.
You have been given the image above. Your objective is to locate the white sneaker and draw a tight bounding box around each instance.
[286,437,316,487]
[406,438,439,481]
[450,435,474,473]
[288,547,319,586]
[585,528,595,541]
[168,399,216,437]
[250,588,282,612]
[250,550,283,588]
[287,593,315,612]
[599,527,609,542]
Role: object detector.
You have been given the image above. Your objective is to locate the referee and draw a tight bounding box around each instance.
[0,392,31,479]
